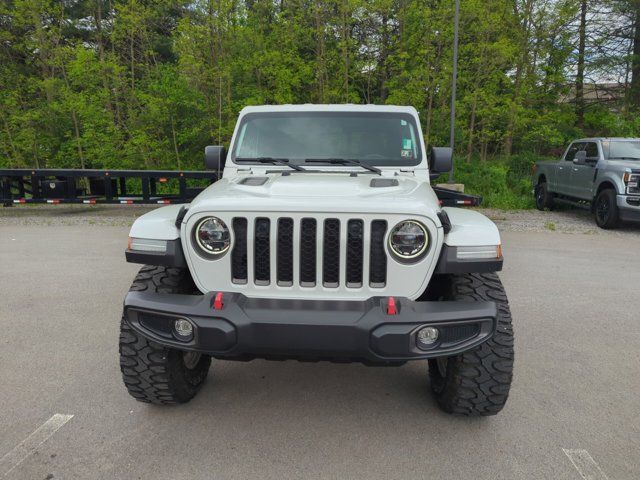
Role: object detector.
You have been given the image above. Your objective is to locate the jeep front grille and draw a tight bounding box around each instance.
[231,218,248,284]
[346,219,364,287]
[276,218,294,286]
[322,219,341,287]
[254,217,271,285]
[299,218,317,287]
[369,220,387,287]
[230,216,387,288]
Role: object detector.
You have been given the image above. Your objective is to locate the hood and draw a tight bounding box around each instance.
[605,159,640,172]
[188,173,441,217]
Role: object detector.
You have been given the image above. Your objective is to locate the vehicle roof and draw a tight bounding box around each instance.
[571,137,640,142]
[239,104,419,115]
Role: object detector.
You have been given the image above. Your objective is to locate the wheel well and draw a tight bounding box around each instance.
[596,182,616,196]
[416,274,453,302]
[592,181,616,212]
[595,181,616,196]
[537,174,546,185]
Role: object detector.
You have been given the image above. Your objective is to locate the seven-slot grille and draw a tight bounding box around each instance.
[231,217,387,288]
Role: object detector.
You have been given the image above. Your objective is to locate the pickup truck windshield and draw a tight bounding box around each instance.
[231,112,422,166]
[603,140,640,160]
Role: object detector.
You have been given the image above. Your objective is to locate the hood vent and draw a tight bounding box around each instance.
[370,178,399,188]
[239,177,268,186]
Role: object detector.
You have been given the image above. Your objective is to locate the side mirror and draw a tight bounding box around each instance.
[205,145,226,171]
[573,150,587,165]
[430,147,453,174]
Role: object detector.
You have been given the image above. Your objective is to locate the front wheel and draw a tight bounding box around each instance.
[428,273,514,416]
[119,265,211,405]
[535,181,554,210]
[594,189,619,229]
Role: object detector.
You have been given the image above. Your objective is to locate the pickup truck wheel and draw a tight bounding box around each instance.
[428,273,514,416]
[119,265,211,405]
[535,182,554,210]
[594,189,619,229]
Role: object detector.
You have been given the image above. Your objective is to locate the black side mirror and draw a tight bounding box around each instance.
[430,147,453,174]
[573,150,586,165]
[205,145,226,171]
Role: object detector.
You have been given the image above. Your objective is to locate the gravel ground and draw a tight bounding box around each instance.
[2,204,640,236]
[0,204,154,227]
[482,207,640,236]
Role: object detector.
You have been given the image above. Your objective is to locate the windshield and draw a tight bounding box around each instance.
[603,140,640,160]
[231,112,422,166]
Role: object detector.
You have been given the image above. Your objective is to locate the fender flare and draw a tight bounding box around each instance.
[435,207,502,273]
[126,205,186,267]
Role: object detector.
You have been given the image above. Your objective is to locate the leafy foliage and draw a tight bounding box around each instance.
[0,0,638,210]
[436,155,541,209]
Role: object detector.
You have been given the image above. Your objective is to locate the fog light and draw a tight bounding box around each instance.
[174,319,193,339]
[416,326,439,349]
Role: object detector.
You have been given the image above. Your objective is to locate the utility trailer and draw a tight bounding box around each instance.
[431,185,482,207]
[1,168,481,207]
[1,169,218,206]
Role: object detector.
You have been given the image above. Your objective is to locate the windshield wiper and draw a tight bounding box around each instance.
[303,158,382,175]
[235,157,307,171]
[609,157,640,160]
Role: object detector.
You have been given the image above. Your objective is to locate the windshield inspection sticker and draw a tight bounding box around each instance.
[401,149,413,158]
[402,139,412,150]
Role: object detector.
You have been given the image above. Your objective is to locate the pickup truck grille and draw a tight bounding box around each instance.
[230,216,388,289]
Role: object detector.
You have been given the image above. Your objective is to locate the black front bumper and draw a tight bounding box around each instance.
[123,292,497,363]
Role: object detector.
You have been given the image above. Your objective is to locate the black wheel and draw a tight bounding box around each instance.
[594,189,619,229]
[119,265,211,405]
[428,273,514,416]
[535,181,554,210]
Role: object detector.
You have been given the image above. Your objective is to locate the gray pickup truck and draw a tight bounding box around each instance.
[533,137,640,228]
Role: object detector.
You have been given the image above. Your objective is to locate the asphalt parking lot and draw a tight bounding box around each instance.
[1,208,639,479]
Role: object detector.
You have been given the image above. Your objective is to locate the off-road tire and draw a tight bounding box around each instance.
[119,265,211,405]
[535,181,554,210]
[594,188,619,229]
[428,273,514,416]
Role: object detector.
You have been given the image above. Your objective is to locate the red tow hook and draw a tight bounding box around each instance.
[213,292,224,310]
[387,296,398,315]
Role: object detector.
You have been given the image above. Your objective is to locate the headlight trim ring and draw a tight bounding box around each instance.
[192,216,231,259]
[388,219,430,262]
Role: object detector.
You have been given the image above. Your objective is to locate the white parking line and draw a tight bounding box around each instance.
[0,414,74,477]
[563,449,610,480]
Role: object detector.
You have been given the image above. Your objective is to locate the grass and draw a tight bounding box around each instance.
[544,221,556,231]
[435,153,552,210]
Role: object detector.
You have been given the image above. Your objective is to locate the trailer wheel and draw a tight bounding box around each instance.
[428,273,514,416]
[119,265,211,405]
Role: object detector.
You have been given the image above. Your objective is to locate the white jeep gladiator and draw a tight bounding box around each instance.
[120,105,514,416]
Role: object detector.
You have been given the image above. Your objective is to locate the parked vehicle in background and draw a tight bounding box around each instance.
[533,138,640,228]
[119,104,514,416]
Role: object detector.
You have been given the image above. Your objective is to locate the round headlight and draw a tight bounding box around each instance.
[194,217,230,257]
[388,220,429,259]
